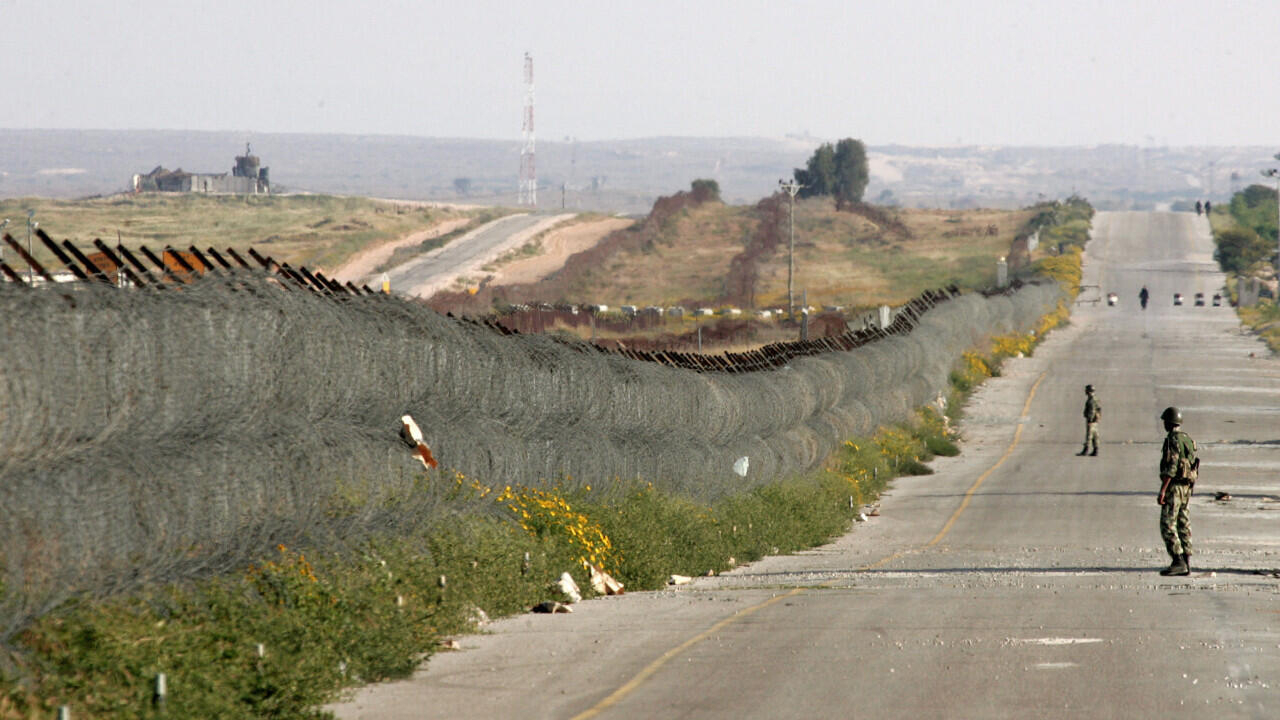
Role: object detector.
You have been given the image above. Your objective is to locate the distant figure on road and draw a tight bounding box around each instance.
[1157,406,1198,576]
[1204,200,1212,215]
[1138,285,1149,310]
[1078,385,1100,456]
[1195,200,1202,215]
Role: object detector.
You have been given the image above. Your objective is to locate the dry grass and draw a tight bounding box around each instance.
[0,193,485,275]
[758,204,1035,308]
[560,199,1036,310]
[564,203,758,305]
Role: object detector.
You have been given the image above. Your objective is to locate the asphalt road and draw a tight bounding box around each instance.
[382,212,571,299]
[331,211,1280,719]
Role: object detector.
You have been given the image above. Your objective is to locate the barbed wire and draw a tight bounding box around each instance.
[0,270,1060,640]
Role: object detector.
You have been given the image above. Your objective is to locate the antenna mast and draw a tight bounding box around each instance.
[519,52,537,205]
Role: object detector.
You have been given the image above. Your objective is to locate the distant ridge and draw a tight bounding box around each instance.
[0,129,1272,211]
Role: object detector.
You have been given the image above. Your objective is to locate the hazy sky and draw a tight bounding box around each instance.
[6,0,1279,146]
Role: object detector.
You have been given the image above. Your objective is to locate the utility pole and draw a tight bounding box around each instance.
[1263,152,1280,278]
[778,178,802,320]
[519,52,536,206]
[0,218,8,266]
[25,210,35,283]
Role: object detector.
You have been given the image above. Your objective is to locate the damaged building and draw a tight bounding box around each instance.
[133,144,270,194]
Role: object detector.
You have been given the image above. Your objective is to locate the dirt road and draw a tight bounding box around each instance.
[382,213,573,299]
[485,216,633,287]
[328,218,471,285]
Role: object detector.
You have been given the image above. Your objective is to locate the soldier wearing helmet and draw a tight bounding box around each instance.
[1157,406,1198,576]
[1078,385,1100,456]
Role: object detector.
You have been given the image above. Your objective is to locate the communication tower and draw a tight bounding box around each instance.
[519,52,537,205]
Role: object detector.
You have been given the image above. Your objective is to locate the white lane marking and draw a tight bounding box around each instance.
[1035,662,1079,670]
[1211,536,1280,547]
[1159,384,1280,395]
[1178,406,1280,415]
[862,571,1114,580]
[1198,443,1280,452]
[1013,638,1104,646]
[1202,461,1280,470]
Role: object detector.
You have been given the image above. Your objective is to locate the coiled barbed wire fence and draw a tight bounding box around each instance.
[0,272,1062,639]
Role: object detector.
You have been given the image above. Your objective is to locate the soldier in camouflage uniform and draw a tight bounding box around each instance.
[1157,406,1197,576]
[1078,385,1100,456]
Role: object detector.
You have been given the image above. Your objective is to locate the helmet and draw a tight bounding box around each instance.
[1160,406,1182,426]
[1084,384,1094,393]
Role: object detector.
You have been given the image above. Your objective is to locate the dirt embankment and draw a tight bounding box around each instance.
[719,195,785,308]
[430,186,718,314]
[844,202,915,239]
[718,197,922,308]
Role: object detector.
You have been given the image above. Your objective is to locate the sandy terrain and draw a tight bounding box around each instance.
[330,218,471,284]
[484,216,634,286]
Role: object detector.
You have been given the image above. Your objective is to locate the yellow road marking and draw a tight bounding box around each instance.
[927,370,1047,547]
[571,369,1049,719]
[569,588,803,720]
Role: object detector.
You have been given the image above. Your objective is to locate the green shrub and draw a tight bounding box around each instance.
[1230,184,1278,243]
[690,179,721,203]
[1214,226,1273,274]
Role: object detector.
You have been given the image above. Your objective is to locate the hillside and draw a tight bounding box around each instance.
[437,191,1037,314]
[751,201,1035,308]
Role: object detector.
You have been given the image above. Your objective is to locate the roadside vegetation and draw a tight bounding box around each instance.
[1207,184,1279,353]
[1024,195,1094,251]
[0,194,492,276]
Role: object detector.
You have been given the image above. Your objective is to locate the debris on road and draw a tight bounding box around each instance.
[555,572,582,603]
[668,574,694,586]
[467,605,490,627]
[588,563,624,595]
[1214,491,1232,501]
[531,601,573,614]
[439,639,461,650]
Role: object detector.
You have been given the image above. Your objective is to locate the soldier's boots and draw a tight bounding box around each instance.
[1182,553,1191,574]
[1078,445,1089,456]
[1160,554,1190,576]
[1089,447,1098,456]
